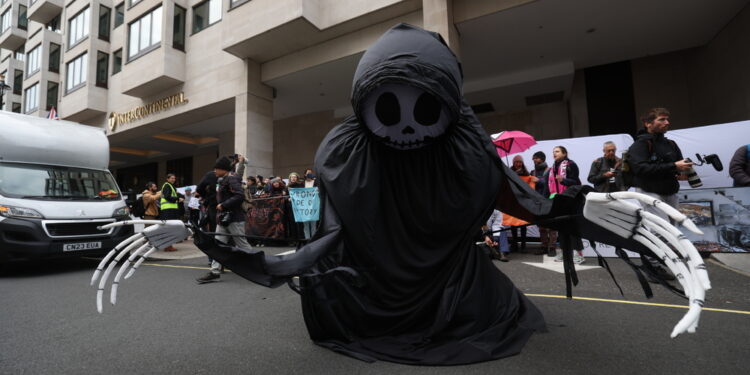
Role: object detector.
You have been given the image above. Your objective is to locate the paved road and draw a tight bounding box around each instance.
[1,248,748,374]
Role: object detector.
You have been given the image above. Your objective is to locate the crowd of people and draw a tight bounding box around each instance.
[483,107,714,281]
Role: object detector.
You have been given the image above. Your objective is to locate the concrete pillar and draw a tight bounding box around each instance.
[422,0,460,57]
[235,59,274,177]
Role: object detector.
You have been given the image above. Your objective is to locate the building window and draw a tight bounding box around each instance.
[112,49,122,74]
[46,82,58,110]
[173,5,186,51]
[18,5,27,30]
[66,53,87,92]
[12,102,21,113]
[131,0,143,7]
[1,9,10,33]
[96,52,108,88]
[13,69,22,95]
[26,44,41,76]
[49,43,60,73]
[128,6,162,60]
[24,83,38,113]
[46,14,61,32]
[192,0,221,34]
[68,7,91,48]
[14,46,24,61]
[230,0,251,9]
[99,5,111,41]
[114,3,124,28]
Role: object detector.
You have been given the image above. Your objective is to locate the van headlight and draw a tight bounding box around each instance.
[0,205,44,219]
[112,206,130,218]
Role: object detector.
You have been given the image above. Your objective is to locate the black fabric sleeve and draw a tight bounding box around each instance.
[195,172,211,198]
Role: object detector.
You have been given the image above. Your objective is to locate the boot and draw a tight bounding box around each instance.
[547,247,556,257]
[499,252,509,262]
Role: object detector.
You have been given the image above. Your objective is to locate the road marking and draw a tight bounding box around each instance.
[277,250,295,255]
[522,254,600,273]
[139,263,229,272]
[526,293,750,315]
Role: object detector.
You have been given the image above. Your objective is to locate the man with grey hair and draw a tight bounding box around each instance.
[587,141,625,192]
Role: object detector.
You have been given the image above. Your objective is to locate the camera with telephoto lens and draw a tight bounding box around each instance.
[694,153,723,171]
[682,158,703,188]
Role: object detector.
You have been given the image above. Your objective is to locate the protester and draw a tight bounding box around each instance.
[548,146,585,264]
[729,144,750,187]
[288,172,304,188]
[505,155,534,252]
[141,182,161,221]
[302,169,319,239]
[197,156,253,284]
[530,152,557,256]
[484,209,509,262]
[588,141,625,192]
[627,107,692,281]
[159,173,182,252]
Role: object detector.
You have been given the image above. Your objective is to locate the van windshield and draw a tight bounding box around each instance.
[0,163,121,201]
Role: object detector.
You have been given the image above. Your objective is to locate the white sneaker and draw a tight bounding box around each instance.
[553,249,563,262]
[573,253,585,264]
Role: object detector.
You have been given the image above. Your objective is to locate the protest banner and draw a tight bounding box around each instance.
[289,187,320,222]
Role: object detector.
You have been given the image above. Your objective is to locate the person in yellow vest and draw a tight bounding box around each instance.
[159,173,183,251]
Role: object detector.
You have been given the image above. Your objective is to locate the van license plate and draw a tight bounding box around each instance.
[63,242,102,251]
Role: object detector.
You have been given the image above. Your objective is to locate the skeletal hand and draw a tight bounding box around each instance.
[583,191,711,338]
[90,220,191,313]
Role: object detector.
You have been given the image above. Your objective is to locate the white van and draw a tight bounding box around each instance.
[0,112,133,264]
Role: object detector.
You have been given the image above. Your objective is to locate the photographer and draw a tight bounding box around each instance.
[588,141,625,192]
[196,156,253,284]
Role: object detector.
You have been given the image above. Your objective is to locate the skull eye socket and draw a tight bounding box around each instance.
[413,92,441,126]
[375,92,401,126]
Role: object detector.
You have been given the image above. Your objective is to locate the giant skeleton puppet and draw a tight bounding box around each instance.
[92,24,710,365]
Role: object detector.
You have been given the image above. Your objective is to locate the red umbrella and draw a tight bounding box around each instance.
[490,130,537,164]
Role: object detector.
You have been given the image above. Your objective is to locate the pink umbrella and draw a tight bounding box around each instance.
[490,130,537,164]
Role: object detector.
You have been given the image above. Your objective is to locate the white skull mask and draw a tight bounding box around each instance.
[361,83,451,150]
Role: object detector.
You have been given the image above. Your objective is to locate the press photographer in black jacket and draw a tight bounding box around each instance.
[196,156,252,283]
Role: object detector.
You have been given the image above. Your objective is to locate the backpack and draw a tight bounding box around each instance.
[132,196,146,218]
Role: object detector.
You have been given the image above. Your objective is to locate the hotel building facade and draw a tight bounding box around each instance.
[1,0,748,191]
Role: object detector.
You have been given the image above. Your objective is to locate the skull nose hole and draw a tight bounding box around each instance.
[402,126,415,134]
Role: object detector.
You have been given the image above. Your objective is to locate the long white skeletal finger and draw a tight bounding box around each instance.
[631,231,702,337]
[98,220,167,230]
[96,238,146,312]
[640,211,711,290]
[91,233,143,285]
[636,227,694,298]
[125,247,157,280]
[111,243,151,305]
[602,192,703,235]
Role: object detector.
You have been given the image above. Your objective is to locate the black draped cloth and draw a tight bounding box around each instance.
[193,23,650,365]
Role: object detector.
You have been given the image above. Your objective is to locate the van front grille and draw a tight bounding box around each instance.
[44,220,114,237]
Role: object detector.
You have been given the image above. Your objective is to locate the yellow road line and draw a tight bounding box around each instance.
[526,293,750,315]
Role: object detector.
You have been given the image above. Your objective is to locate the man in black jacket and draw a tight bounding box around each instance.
[197,156,252,284]
[628,108,693,282]
[628,108,693,213]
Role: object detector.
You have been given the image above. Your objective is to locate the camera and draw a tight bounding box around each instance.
[695,153,723,171]
[683,158,703,188]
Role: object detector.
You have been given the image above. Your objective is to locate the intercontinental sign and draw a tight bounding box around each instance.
[108,92,189,131]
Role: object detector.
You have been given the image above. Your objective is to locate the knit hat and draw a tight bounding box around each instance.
[214,156,232,171]
[532,151,546,161]
[512,155,523,163]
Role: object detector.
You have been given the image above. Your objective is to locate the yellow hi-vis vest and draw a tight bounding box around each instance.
[160,182,178,210]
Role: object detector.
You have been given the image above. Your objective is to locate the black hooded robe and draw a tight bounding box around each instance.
[194,23,651,365]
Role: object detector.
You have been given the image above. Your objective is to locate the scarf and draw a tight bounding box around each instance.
[548,159,569,196]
